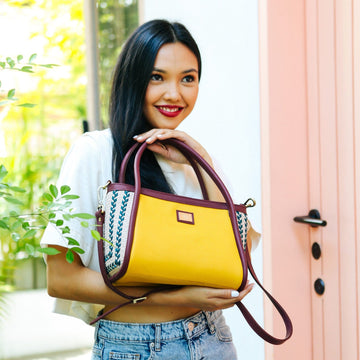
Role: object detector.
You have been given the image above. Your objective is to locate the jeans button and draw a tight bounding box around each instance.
[188,322,195,332]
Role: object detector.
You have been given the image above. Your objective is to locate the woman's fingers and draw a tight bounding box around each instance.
[178,283,255,311]
[133,129,210,163]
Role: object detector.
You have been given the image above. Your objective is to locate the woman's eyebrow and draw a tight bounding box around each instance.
[182,68,198,74]
[153,67,198,74]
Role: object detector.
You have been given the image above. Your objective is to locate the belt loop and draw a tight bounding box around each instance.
[204,311,216,334]
[154,324,161,351]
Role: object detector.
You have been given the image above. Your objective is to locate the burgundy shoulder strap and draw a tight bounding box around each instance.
[236,249,293,345]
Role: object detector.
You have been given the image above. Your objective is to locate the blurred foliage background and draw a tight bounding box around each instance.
[0,0,138,293]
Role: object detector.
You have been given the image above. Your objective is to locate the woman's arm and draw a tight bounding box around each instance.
[46,245,253,310]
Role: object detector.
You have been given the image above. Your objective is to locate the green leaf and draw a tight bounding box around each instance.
[11,233,21,241]
[17,103,37,108]
[62,213,72,221]
[43,192,53,201]
[49,184,58,198]
[65,249,74,263]
[7,89,16,99]
[40,64,59,68]
[29,53,37,63]
[9,210,18,217]
[22,229,37,239]
[0,220,9,230]
[0,165,8,181]
[80,221,88,228]
[65,237,80,246]
[17,55,23,62]
[4,196,23,205]
[0,62,5,69]
[22,221,30,230]
[25,243,35,255]
[72,213,94,220]
[19,66,34,73]
[55,219,64,226]
[70,247,85,254]
[61,226,70,234]
[6,57,15,68]
[48,213,56,219]
[0,100,11,106]
[60,185,71,195]
[62,194,79,200]
[10,220,22,231]
[91,230,101,241]
[7,185,26,193]
[37,247,61,256]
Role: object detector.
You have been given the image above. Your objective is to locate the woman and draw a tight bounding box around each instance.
[42,19,254,359]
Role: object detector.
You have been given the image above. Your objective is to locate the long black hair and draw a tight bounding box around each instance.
[109,19,202,192]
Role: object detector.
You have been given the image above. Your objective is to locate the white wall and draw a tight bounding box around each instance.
[142,1,264,358]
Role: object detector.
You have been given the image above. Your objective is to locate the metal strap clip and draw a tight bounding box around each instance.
[97,180,111,211]
[132,296,147,304]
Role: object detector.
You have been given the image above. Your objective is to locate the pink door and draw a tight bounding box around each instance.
[259,0,360,359]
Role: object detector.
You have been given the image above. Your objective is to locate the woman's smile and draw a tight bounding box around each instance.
[156,105,185,117]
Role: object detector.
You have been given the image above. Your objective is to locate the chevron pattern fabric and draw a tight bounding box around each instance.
[236,211,248,250]
[103,190,133,275]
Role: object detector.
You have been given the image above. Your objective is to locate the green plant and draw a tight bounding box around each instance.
[0,53,57,108]
[0,164,101,286]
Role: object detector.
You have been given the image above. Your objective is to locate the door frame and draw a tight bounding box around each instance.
[259,0,312,358]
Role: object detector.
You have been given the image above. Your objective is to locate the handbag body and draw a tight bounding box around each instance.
[93,138,293,345]
[102,185,247,289]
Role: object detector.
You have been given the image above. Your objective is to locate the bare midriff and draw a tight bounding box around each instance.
[103,304,200,323]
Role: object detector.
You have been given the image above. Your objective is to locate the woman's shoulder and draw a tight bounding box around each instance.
[75,128,112,150]
[65,128,113,161]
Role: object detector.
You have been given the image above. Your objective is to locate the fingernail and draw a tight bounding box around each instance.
[146,137,153,143]
[231,290,239,298]
[133,135,138,139]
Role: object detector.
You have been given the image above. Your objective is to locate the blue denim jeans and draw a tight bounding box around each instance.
[91,310,237,359]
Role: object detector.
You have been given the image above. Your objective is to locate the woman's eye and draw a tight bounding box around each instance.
[151,74,163,81]
[182,75,195,83]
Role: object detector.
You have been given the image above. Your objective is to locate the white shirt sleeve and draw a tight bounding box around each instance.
[41,130,113,270]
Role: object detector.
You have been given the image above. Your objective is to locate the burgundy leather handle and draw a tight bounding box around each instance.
[119,141,209,200]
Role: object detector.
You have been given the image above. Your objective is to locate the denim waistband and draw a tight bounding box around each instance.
[95,310,222,344]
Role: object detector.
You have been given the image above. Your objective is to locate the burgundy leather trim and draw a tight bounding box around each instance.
[107,183,247,213]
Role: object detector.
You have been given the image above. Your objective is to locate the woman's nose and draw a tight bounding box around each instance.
[163,82,181,101]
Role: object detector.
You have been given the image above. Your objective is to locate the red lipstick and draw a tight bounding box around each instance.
[156,105,184,118]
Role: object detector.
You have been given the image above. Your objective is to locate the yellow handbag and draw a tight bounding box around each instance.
[93,138,293,345]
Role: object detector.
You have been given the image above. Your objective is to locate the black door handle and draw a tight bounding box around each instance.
[293,209,327,227]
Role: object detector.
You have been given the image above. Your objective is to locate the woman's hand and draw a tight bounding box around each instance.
[133,129,213,166]
[134,128,224,202]
[155,282,255,311]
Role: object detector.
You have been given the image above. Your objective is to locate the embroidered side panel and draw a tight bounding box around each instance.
[103,190,133,275]
[236,211,248,250]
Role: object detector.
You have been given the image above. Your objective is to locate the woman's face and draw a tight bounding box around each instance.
[143,42,199,129]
